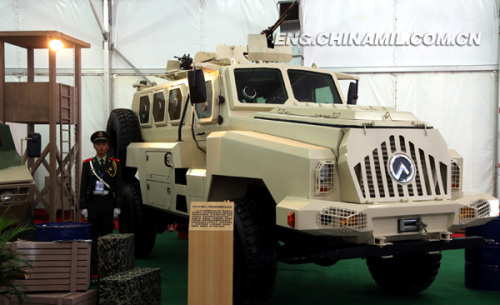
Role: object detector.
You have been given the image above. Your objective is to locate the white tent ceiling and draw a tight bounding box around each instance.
[1,0,499,196]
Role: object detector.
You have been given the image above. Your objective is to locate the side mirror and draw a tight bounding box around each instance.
[27,133,41,158]
[188,69,207,104]
[347,81,358,105]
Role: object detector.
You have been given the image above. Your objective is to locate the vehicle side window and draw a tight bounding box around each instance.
[234,68,287,104]
[194,80,213,119]
[153,92,166,122]
[168,88,182,121]
[139,95,150,123]
[315,87,334,103]
[288,70,342,104]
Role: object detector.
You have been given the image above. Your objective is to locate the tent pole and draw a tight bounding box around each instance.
[89,0,111,117]
[496,7,500,198]
[103,0,111,114]
[89,0,108,41]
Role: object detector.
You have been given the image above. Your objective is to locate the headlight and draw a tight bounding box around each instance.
[451,161,461,190]
[315,160,335,195]
[0,190,14,203]
[449,149,463,193]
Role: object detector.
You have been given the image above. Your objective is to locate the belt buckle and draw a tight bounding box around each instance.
[93,190,109,196]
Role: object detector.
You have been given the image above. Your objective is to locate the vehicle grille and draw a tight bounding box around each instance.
[353,135,449,201]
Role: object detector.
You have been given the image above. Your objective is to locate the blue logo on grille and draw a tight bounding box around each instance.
[389,153,416,183]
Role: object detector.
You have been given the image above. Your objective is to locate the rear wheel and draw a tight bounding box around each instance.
[366,251,442,294]
[119,178,156,258]
[106,108,142,178]
[233,198,277,305]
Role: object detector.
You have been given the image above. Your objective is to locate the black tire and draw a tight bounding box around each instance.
[233,198,277,305]
[366,251,442,294]
[119,177,156,258]
[106,108,142,178]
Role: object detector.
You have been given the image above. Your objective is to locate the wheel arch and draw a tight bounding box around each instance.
[206,130,336,204]
[207,175,265,202]
[207,175,277,232]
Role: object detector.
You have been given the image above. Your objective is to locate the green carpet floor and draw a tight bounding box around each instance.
[135,232,499,305]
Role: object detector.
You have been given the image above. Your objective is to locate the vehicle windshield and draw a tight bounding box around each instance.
[288,70,342,104]
[234,68,288,104]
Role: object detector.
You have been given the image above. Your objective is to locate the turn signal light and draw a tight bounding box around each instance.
[340,215,359,227]
[460,207,475,219]
[287,212,295,228]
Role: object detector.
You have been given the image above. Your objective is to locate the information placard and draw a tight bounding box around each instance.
[189,202,234,231]
[188,202,234,305]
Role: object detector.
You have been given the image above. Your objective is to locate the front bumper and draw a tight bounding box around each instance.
[276,192,499,246]
[0,182,33,224]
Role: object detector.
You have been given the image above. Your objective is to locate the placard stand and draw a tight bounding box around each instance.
[188,201,234,305]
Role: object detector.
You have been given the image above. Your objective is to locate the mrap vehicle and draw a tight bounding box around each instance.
[106,32,499,305]
[0,123,38,231]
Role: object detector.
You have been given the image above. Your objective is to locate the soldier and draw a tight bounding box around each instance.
[80,131,122,276]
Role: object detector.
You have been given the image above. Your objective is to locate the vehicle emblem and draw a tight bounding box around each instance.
[389,153,416,183]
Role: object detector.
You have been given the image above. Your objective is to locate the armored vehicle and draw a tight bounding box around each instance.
[107,32,499,305]
[0,123,37,229]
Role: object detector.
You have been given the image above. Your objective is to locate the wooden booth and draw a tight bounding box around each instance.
[0,31,90,222]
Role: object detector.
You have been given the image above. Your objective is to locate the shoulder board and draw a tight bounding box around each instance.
[110,157,120,162]
[83,158,93,163]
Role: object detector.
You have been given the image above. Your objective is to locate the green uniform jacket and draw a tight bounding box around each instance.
[80,157,122,213]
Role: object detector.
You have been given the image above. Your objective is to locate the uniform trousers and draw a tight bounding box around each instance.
[88,209,115,275]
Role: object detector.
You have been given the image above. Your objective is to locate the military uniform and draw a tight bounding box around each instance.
[80,156,122,221]
[80,131,122,275]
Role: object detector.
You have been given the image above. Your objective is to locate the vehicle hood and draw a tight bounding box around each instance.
[254,105,429,129]
[0,150,33,185]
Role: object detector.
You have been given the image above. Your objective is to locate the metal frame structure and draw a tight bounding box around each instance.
[0,31,90,222]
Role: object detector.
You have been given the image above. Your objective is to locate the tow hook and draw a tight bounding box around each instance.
[418,220,428,235]
[398,217,428,235]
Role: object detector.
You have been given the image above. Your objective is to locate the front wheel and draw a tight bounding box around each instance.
[119,178,156,258]
[366,251,442,294]
[233,198,277,305]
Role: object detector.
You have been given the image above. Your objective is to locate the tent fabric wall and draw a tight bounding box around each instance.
[0,0,104,69]
[301,0,499,69]
[1,0,498,196]
[112,0,278,69]
[1,0,279,70]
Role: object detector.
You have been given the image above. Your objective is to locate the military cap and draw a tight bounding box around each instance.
[91,131,110,143]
